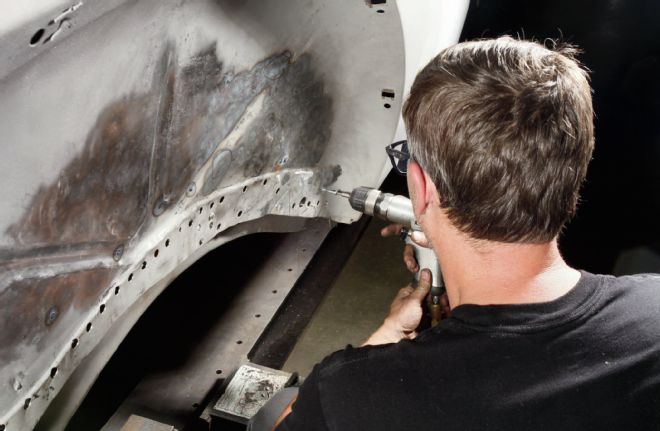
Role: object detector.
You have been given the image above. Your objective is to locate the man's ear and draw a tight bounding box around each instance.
[407,160,429,217]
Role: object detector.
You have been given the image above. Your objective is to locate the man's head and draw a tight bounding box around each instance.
[403,36,594,244]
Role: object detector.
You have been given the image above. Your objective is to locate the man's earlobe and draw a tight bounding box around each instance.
[407,160,428,216]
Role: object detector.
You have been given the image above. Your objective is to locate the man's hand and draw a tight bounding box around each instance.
[380,223,452,322]
[363,269,432,346]
[380,223,430,273]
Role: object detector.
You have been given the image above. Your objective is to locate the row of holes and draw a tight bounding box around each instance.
[38,235,176,414]
[27,182,290,420]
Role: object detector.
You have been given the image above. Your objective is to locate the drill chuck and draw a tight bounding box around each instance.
[348,186,420,230]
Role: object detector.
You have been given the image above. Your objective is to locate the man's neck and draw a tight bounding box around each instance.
[427,224,580,308]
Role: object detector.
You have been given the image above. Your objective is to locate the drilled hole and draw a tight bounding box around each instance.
[299,197,307,207]
[255,314,261,318]
[24,398,31,410]
[384,103,391,108]
[86,322,92,332]
[216,369,223,375]
[292,203,296,209]
[179,227,182,232]
[71,338,78,349]
[209,222,213,229]
[198,207,203,214]
[263,179,268,185]
[115,285,120,295]
[50,367,58,378]
[316,200,320,205]
[165,239,170,247]
[30,28,45,46]
[154,249,159,258]
[370,0,386,4]
[199,239,203,246]
[243,186,248,193]
[128,273,133,282]
[287,268,293,272]
[220,196,225,203]
[272,290,278,294]
[276,188,280,194]
[217,223,222,230]
[141,261,147,269]
[100,304,105,314]
[381,89,395,99]
[210,202,214,209]
[236,340,243,344]
[237,211,243,217]
[377,9,385,13]
[188,220,193,227]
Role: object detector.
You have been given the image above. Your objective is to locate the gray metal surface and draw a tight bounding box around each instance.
[0,0,405,429]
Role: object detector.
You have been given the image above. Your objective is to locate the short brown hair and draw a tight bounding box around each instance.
[403,37,594,243]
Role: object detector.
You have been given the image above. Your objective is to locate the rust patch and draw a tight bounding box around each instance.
[0,268,113,363]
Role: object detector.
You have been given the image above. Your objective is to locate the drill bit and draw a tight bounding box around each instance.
[321,188,351,198]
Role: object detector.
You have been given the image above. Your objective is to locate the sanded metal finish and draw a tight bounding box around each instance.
[0,0,404,429]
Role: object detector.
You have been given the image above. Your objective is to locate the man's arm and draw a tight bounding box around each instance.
[272,270,432,428]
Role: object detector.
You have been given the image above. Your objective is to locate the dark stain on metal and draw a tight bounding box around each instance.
[319,164,343,187]
[234,54,333,179]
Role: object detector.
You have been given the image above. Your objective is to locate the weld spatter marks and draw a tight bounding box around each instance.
[233,53,334,180]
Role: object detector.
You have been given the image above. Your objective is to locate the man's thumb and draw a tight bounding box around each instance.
[412,269,432,300]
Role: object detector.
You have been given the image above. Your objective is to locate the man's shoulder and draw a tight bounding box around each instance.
[316,342,407,380]
[600,271,660,297]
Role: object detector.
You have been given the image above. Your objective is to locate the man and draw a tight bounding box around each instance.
[252,36,660,430]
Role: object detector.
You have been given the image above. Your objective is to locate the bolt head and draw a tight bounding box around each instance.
[153,197,169,217]
[113,244,124,261]
[186,182,197,197]
[45,305,58,326]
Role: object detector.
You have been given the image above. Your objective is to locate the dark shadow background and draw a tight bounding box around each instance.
[461,0,660,274]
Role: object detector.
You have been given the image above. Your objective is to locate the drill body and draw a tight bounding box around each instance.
[326,186,445,326]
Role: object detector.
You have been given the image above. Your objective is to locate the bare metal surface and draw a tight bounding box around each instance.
[213,364,293,423]
[0,0,405,429]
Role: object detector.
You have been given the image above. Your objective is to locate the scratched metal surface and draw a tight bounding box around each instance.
[0,0,404,429]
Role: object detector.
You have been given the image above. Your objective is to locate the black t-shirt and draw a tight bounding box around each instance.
[277,272,660,430]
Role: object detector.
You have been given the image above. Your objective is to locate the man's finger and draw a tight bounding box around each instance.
[380,223,404,237]
[411,231,431,248]
[411,269,432,300]
[403,244,419,273]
